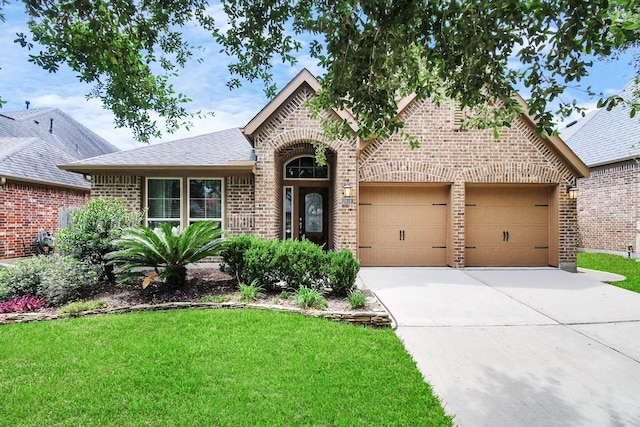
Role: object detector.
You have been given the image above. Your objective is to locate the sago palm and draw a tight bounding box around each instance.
[106,221,223,288]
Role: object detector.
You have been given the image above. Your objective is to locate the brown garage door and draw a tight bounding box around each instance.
[359,185,449,266]
[465,186,551,267]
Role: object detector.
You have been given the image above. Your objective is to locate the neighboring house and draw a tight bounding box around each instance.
[0,108,119,258]
[563,80,640,257]
[61,69,588,271]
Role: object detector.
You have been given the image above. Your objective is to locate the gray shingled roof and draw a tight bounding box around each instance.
[0,107,119,188]
[63,128,253,168]
[563,81,640,167]
[0,137,90,188]
[0,108,119,160]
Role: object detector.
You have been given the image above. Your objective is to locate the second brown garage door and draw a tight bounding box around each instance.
[465,186,552,267]
[359,185,449,266]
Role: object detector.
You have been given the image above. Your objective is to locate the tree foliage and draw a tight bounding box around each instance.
[2,0,640,142]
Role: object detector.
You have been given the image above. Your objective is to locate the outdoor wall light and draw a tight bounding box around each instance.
[566,185,579,200]
[343,179,352,197]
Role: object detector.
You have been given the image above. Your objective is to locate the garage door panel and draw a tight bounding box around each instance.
[465,186,551,267]
[361,205,446,226]
[359,186,449,267]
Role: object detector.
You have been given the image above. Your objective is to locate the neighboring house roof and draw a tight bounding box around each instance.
[0,108,119,189]
[563,80,640,167]
[0,137,90,189]
[0,108,119,160]
[60,128,255,175]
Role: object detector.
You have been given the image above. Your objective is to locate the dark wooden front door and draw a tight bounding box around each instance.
[299,187,329,248]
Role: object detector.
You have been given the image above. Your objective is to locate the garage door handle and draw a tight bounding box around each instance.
[506,231,509,242]
[503,231,506,241]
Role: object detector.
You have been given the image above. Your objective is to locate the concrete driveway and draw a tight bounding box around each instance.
[358,267,640,427]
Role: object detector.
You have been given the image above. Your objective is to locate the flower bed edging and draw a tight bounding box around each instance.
[0,301,392,327]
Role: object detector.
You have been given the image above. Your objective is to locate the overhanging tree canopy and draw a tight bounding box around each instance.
[1,0,639,143]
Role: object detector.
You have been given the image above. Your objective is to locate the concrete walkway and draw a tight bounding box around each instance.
[359,267,640,427]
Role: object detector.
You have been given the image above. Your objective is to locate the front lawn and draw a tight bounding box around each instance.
[577,252,640,293]
[0,309,452,426]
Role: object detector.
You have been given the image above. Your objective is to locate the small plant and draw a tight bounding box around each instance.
[59,300,108,315]
[278,290,290,299]
[198,295,232,303]
[106,221,224,288]
[347,289,367,309]
[0,295,46,314]
[294,286,327,310]
[238,281,263,302]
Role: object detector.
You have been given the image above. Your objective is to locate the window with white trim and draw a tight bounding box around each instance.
[146,178,182,229]
[188,179,223,226]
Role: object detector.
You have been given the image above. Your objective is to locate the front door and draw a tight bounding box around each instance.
[299,187,329,248]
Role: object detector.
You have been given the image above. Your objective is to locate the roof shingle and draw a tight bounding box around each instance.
[563,81,640,167]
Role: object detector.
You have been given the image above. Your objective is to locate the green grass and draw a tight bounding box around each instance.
[0,310,452,426]
[577,252,640,293]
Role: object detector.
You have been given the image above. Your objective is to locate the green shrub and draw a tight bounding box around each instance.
[0,255,100,306]
[56,198,144,281]
[328,249,360,296]
[273,239,329,290]
[294,286,327,310]
[106,221,224,288]
[219,234,262,283]
[59,300,108,315]
[243,238,281,290]
[347,289,367,309]
[220,236,360,294]
[239,281,264,302]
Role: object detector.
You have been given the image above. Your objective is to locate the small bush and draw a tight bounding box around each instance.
[328,250,360,296]
[219,234,261,283]
[273,239,329,290]
[239,281,264,302]
[56,198,144,281]
[59,300,108,315]
[0,255,100,305]
[294,286,327,310]
[243,239,281,290]
[347,289,367,309]
[0,295,46,314]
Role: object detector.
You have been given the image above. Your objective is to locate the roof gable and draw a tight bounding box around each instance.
[243,69,358,140]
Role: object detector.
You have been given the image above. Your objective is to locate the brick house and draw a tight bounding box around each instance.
[0,108,119,258]
[61,69,588,271]
[563,80,640,257]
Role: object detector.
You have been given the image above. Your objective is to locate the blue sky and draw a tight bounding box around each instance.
[0,2,637,150]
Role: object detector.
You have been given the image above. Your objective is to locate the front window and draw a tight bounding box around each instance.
[189,179,223,226]
[147,178,182,229]
[146,177,224,230]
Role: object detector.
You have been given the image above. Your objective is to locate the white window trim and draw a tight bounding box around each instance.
[145,177,184,229]
[187,178,225,232]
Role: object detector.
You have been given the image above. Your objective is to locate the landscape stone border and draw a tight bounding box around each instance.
[0,301,392,327]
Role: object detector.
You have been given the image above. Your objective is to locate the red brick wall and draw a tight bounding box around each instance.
[0,180,89,258]
[577,161,639,254]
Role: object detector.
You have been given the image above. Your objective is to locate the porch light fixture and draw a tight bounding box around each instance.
[567,185,578,200]
[343,179,352,197]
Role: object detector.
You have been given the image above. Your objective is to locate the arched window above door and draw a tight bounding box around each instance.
[284,156,329,180]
